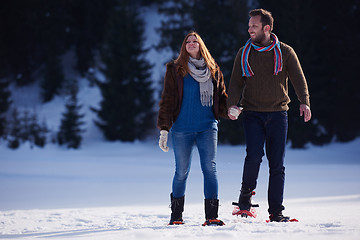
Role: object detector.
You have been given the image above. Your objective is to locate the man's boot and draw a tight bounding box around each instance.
[232,187,259,218]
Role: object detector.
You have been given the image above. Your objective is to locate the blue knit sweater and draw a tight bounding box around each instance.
[172,74,217,132]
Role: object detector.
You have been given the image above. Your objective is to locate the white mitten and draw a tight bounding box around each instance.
[229,107,242,119]
[159,130,169,152]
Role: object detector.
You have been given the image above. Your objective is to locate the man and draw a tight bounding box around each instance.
[227,9,311,222]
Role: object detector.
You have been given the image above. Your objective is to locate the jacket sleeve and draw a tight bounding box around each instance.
[157,63,176,131]
[286,46,311,107]
[216,66,229,119]
[227,48,246,109]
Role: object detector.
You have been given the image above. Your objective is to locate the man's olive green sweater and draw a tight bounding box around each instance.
[227,42,310,112]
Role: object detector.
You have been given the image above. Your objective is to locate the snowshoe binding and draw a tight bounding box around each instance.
[232,189,259,218]
[232,204,258,218]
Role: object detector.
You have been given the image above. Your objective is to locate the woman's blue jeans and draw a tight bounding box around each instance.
[171,128,218,200]
[242,111,288,214]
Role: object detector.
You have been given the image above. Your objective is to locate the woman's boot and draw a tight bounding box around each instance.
[202,199,225,226]
[169,193,185,225]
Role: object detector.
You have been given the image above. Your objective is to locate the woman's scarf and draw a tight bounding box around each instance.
[241,33,283,77]
[188,56,213,107]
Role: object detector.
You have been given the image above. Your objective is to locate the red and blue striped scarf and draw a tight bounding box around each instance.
[241,33,282,77]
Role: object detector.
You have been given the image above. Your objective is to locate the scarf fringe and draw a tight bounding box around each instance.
[188,57,213,107]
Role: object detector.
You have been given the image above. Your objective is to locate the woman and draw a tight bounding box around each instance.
[157,31,228,226]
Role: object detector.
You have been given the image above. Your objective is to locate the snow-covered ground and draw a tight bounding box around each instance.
[1,139,360,239]
[1,195,359,240]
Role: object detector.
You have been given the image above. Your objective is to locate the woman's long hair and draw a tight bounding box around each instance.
[174,31,217,79]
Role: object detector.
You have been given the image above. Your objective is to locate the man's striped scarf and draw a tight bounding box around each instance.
[241,33,283,77]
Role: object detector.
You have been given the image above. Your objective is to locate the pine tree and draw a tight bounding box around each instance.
[6,108,48,149]
[57,83,85,149]
[7,108,21,149]
[70,0,117,76]
[40,51,65,102]
[29,113,48,148]
[156,0,195,58]
[0,0,71,86]
[92,1,155,142]
[0,79,12,138]
[19,109,31,142]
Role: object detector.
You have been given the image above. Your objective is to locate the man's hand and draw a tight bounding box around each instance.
[228,106,243,120]
[300,104,311,122]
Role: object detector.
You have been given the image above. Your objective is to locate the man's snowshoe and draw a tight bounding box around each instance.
[266,212,298,222]
[202,219,225,226]
[232,204,258,218]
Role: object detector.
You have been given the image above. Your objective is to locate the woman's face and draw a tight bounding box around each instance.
[185,35,200,59]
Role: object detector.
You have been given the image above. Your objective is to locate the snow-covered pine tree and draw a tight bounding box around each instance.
[57,83,85,149]
[92,1,154,142]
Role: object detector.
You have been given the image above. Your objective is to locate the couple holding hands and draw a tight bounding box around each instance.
[157,9,311,226]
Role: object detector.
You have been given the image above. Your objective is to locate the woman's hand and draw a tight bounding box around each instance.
[159,130,169,152]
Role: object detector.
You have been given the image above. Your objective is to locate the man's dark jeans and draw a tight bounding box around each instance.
[242,111,288,214]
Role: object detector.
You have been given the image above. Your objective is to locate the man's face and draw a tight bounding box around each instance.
[248,15,266,44]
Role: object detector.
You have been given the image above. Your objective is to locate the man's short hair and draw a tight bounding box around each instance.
[249,9,274,32]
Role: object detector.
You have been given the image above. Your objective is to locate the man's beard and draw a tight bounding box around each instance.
[252,31,266,44]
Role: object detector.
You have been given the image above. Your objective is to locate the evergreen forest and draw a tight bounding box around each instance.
[0,0,359,149]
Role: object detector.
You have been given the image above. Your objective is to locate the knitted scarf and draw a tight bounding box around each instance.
[188,56,213,107]
[241,33,283,77]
